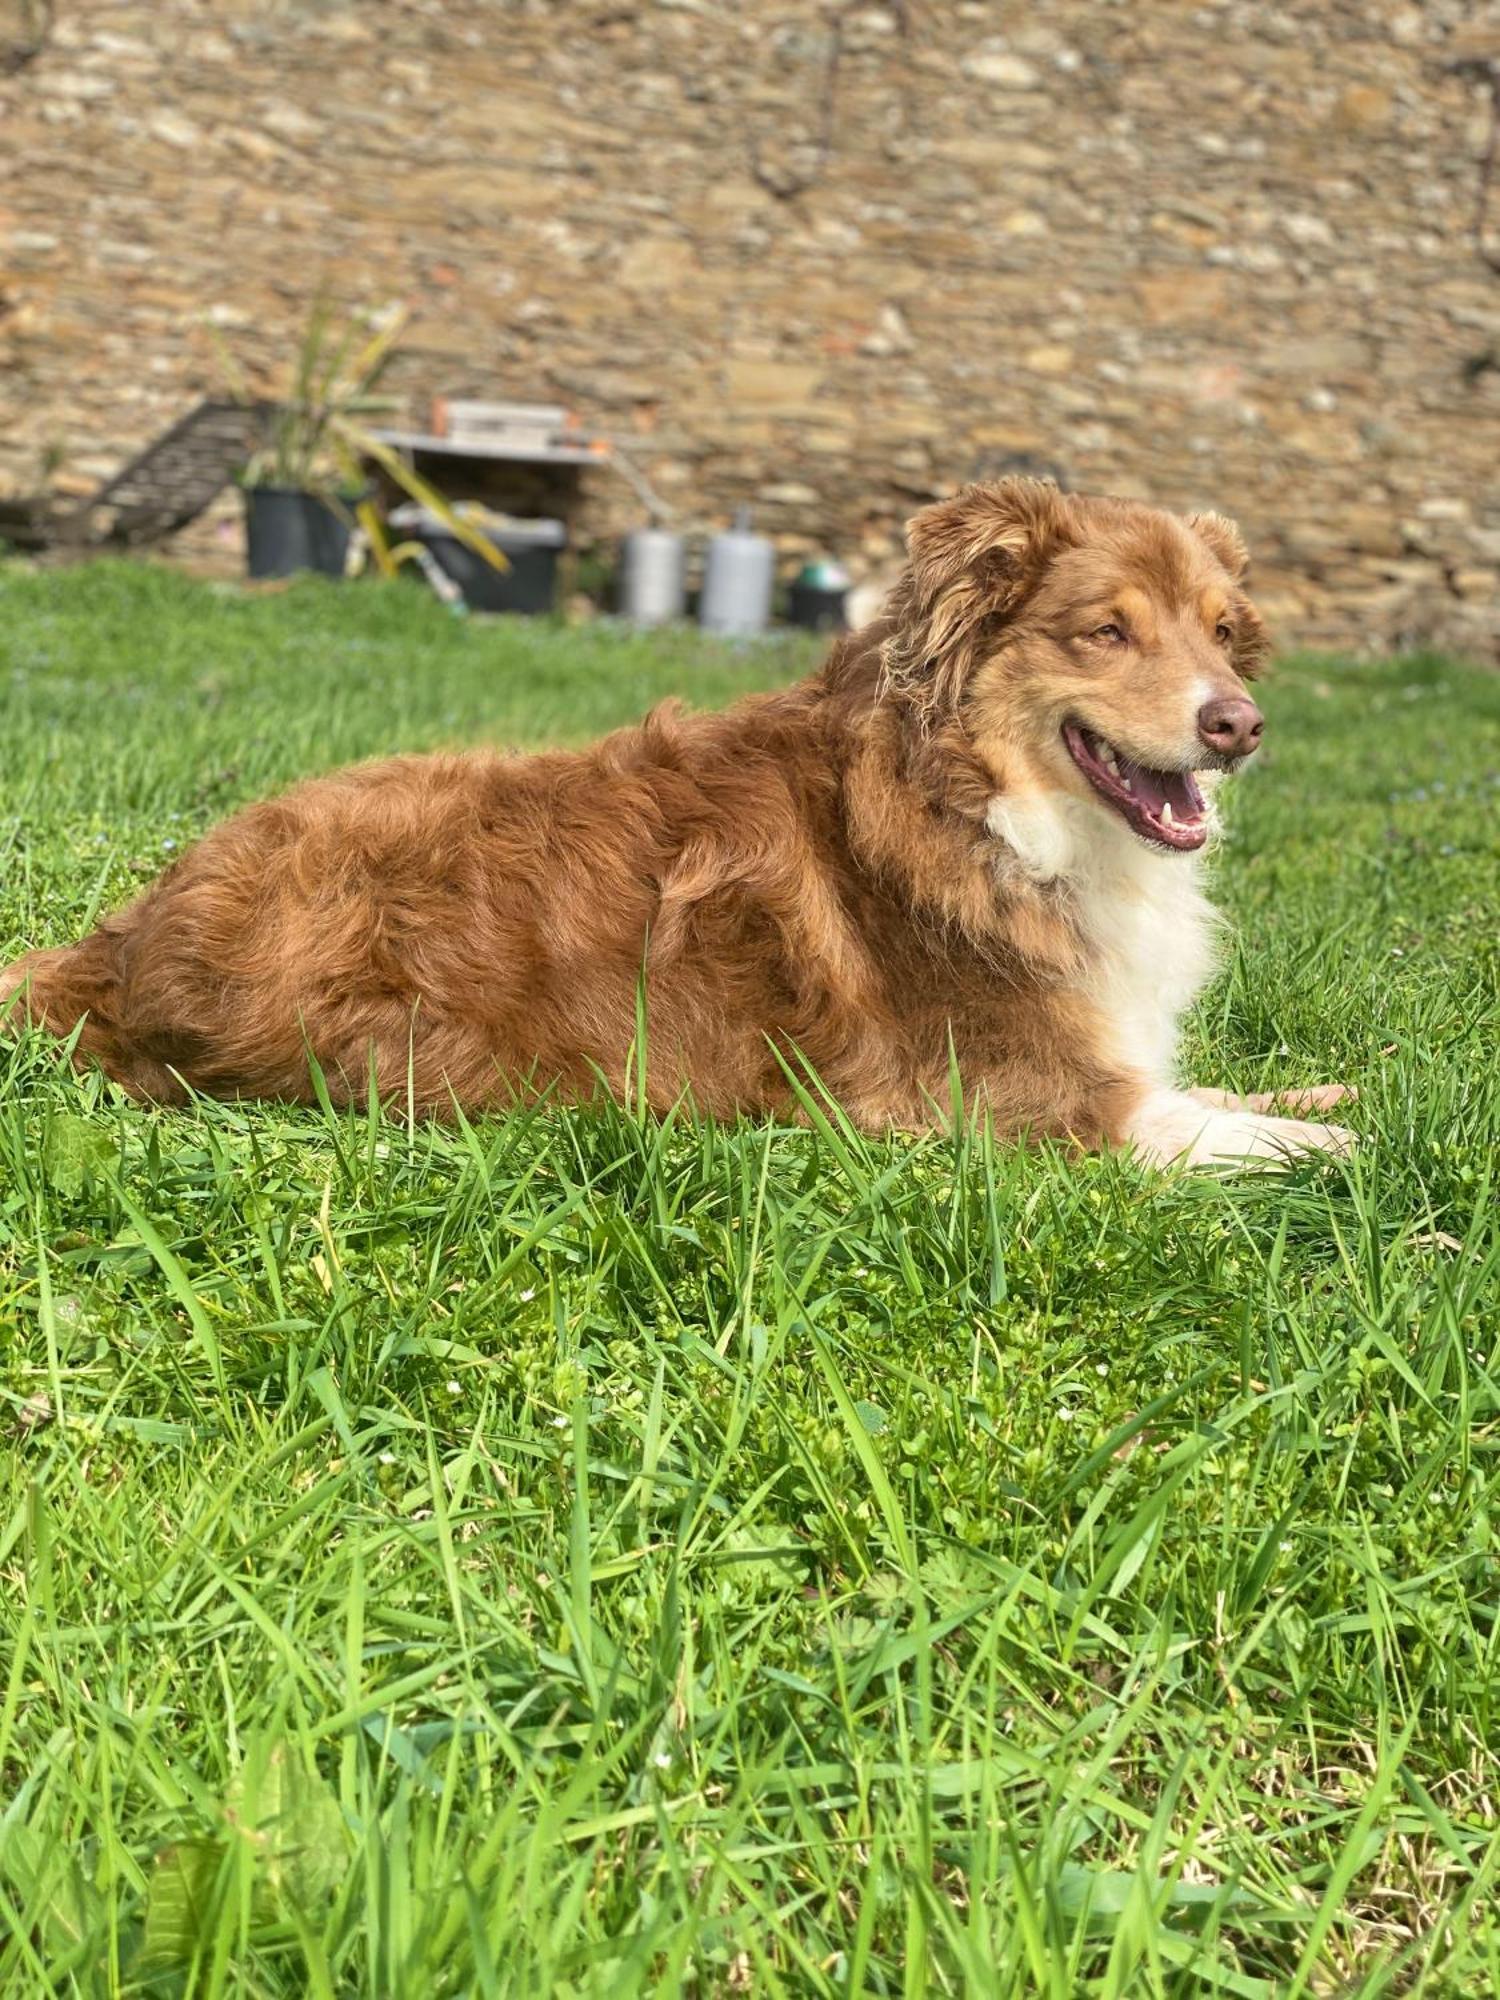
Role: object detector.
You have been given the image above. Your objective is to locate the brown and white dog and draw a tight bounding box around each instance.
[1,480,1353,1166]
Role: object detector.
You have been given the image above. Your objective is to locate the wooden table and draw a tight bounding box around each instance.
[368,428,612,563]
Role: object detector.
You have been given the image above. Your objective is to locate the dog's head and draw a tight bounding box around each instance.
[880,479,1269,856]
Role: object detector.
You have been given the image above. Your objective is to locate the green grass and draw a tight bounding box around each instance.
[0,561,1497,1997]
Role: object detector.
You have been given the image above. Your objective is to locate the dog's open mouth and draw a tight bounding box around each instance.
[1063,723,1210,852]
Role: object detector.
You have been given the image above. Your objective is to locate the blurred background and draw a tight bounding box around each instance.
[1,0,1497,658]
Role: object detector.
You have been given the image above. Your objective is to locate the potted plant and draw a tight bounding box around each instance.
[212,297,505,583]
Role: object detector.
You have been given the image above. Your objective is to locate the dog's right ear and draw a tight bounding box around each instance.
[881,479,1075,730]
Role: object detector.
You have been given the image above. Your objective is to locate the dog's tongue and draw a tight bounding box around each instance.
[1118,757,1202,818]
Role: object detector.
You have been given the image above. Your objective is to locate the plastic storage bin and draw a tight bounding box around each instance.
[390,505,565,614]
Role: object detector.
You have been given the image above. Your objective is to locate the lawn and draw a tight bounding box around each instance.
[0,561,1497,1997]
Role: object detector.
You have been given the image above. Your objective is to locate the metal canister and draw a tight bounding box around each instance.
[619,528,686,626]
[699,508,775,637]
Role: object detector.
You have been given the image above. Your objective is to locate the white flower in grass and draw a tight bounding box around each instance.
[1096,1363,1108,1377]
[551,1415,569,1429]
[519,1287,536,1302]
[445,1379,461,1395]
[1056,1406,1075,1423]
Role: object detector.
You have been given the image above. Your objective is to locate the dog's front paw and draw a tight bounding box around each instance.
[1125,1090,1356,1170]
[1189,1083,1358,1116]
[1247,1112,1356,1162]
[1250,1083,1358,1116]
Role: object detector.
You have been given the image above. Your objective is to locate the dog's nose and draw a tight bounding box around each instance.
[1196,695,1264,760]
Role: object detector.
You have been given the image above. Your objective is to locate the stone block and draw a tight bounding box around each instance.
[1133,271,1232,327]
[725,360,825,410]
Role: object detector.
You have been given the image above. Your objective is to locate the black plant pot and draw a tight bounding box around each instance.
[243,486,358,580]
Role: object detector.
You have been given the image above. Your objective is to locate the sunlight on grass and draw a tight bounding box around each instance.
[0,564,1497,1995]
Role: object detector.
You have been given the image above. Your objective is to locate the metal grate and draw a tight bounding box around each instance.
[89,399,270,546]
[0,399,270,553]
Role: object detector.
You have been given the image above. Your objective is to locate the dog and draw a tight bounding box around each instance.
[1,479,1354,1166]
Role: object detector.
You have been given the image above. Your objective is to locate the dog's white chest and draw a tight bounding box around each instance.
[987,791,1219,1086]
[1074,856,1216,1083]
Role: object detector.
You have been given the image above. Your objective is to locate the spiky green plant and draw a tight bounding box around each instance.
[211,294,505,579]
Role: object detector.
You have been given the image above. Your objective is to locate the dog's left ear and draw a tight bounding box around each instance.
[1188,510,1270,676]
[1187,511,1250,582]
[882,479,1075,729]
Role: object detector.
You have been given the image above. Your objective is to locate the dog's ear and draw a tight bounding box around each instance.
[1188,510,1269,676]
[881,479,1075,729]
[1227,594,1270,679]
[1187,510,1250,583]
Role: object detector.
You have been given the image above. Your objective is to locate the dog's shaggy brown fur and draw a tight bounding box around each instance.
[2,480,1354,1164]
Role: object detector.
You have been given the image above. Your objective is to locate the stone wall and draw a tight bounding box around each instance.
[2,0,1498,658]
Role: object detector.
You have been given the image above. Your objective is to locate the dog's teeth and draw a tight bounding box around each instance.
[1161,801,1174,826]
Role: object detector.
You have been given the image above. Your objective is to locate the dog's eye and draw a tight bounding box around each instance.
[1215,622,1234,646]
[1091,622,1127,644]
